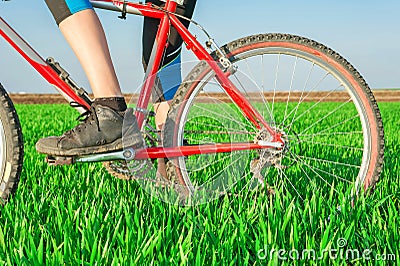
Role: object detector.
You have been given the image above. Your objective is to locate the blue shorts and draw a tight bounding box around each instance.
[45,0,93,25]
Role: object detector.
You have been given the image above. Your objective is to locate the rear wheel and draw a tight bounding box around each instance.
[163,33,384,205]
[0,83,24,204]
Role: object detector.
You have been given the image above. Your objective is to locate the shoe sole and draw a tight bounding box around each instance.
[36,138,125,157]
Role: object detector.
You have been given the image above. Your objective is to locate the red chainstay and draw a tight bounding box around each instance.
[134,142,273,160]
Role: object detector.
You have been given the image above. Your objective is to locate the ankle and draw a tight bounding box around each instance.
[93,97,127,112]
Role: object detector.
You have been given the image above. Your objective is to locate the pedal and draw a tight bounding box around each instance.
[46,155,74,166]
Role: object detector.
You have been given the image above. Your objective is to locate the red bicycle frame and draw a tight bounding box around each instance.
[0,0,283,160]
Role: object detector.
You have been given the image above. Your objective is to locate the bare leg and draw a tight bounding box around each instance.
[59,9,122,98]
[154,101,171,178]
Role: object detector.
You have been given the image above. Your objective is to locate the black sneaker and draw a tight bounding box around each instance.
[36,103,143,156]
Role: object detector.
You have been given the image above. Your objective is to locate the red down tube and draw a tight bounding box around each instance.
[0,17,90,109]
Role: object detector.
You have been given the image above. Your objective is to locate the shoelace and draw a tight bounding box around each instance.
[63,102,101,139]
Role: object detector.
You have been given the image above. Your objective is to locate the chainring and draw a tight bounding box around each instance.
[102,159,153,180]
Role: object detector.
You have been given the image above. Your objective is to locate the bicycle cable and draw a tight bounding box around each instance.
[150,4,228,61]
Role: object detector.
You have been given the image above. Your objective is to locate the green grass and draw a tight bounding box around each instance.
[0,103,398,265]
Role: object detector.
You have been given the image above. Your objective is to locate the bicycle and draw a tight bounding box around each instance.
[0,0,385,205]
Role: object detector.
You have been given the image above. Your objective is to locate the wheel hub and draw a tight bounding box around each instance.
[250,127,290,188]
[255,127,289,166]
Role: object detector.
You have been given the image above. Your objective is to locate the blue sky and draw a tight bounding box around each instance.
[0,0,399,93]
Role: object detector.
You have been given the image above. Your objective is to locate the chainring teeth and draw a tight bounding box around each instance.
[103,159,152,180]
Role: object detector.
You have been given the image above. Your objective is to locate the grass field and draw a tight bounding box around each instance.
[0,102,398,265]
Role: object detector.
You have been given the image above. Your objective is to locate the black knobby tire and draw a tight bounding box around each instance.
[0,83,24,204]
[163,33,384,203]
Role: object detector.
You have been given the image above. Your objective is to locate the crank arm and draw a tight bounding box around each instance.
[46,148,136,166]
[75,148,135,163]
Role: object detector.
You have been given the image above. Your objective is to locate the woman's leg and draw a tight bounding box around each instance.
[37,1,135,156]
[44,0,123,97]
[59,9,122,98]
[143,0,197,178]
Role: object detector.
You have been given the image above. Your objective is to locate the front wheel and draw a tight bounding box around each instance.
[0,83,24,204]
[163,33,384,205]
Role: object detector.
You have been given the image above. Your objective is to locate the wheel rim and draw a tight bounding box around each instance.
[171,43,378,203]
[0,118,7,181]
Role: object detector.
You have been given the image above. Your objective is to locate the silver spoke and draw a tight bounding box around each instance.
[283,56,298,122]
[284,71,333,126]
[191,102,251,130]
[278,168,304,201]
[289,151,353,183]
[298,130,363,138]
[288,152,340,194]
[283,62,315,127]
[297,115,360,142]
[295,139,363,152]
[271,54,281,119]
[285,82,344,130]
[295,154,361,169]
[300,99,353,134]
[242,57,273,123]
